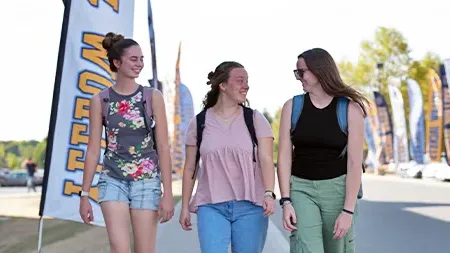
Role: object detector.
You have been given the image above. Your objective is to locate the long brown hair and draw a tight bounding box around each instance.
[202,61,246,109]
[299,48,369,116]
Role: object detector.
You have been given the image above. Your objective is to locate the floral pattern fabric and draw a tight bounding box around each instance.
[102,86,160,181]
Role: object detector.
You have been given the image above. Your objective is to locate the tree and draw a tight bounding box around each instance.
[262,108,273,125]
[33,139,47,168]
[271,108,282,163]
[338,27,441,142]
[6,153,20,170]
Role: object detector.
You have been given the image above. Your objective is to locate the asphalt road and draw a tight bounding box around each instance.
[269,175,450,253]
[0,186,42,195]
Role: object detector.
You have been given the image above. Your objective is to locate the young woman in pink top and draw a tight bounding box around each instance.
[179,61,276,253]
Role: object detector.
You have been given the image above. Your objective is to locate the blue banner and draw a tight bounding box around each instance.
[374,91,394,165]
[407,78,426,164]
[440,62,450,165]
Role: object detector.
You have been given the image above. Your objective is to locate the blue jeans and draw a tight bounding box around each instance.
[197,200,268,253]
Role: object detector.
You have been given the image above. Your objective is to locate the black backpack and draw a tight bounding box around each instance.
[192,105,258,179]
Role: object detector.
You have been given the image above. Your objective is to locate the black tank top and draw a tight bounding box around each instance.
[291,93,347,180]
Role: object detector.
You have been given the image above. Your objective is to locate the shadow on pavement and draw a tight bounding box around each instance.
[356,200,450,253]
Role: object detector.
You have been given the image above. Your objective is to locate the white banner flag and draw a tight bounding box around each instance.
[40,0,135,226]
[388,84,409,164]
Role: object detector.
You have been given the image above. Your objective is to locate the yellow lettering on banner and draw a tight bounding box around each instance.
[67,148,102,172]
[88,0,119,12]
[71,122,106,148]
[64,180,98,202]
[74,97,90,120]
[81,33,116,80]
[78,71,113,94]
[71,123,89,146]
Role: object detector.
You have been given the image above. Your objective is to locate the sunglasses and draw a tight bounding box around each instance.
[293,69,308,80]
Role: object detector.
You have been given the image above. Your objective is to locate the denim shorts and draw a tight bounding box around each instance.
[97,173,162,210]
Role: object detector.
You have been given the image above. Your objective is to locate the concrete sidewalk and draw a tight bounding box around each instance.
[155,201,289,253]
[155,177,289,253]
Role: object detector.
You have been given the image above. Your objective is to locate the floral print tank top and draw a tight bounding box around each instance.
[102,85,160,181]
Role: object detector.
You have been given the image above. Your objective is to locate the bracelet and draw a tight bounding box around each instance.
[342,209,354,215]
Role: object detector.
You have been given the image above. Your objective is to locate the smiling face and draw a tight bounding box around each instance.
[113,45,144,79]
[296,57,319,93]
[220,67,249,104]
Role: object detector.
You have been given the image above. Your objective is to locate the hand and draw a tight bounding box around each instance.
[79,197,94,224]
[263,196,275,216]
[333,212,353,240]
[282,203,297,232]
[158,193,174,223]
[179,207,192,231]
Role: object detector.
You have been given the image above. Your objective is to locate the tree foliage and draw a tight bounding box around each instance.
[0,139,46,169]
[338,27,440,141]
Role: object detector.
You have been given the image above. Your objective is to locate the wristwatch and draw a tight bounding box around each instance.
[78,190,89,197]
[279,197,292,207]
[264,190,276,199]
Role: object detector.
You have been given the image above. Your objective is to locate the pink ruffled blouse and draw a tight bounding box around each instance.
[185,108,274,213]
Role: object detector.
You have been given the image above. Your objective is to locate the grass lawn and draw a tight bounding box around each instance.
[0,195,182,253]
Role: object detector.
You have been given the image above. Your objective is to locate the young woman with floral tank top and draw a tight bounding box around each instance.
[79,32,174,253]
[179,61,276,253]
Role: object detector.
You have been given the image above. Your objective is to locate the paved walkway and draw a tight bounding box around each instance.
[155,201,289,253]
[155,176,289,252]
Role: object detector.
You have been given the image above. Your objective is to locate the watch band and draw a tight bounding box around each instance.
[264,190,276,199]
[279,197,291,206]
[78,190,89,197]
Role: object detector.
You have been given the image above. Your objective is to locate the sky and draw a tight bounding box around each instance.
[1,0,449,141]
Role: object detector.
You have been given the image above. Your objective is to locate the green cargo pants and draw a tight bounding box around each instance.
[289,174,358,253]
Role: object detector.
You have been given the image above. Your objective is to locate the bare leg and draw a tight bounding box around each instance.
[101,202,131,253]
[130,209,159,253]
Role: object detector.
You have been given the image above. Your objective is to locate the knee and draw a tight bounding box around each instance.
[110,243,131,253]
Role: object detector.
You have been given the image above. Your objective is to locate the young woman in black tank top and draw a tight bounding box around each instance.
[276,48,369,253]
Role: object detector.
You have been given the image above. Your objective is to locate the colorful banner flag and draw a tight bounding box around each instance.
[425,68,443,162]
[365,98,382,169]
[406,78,426,164]
[388,84,409,164]
[374,91,394,165]
[440,62,450,165]
[39,0,136,226]
[171,42,195,174]
[172,43,183,174]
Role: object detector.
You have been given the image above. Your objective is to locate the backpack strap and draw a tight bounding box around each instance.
[142,86,157,150]
[336,97,366,179]
[98,88,111,155]
[98,88,111,127]
[142,87,154,116]
[337,97,349,159]
[192,109,206,180]
[336,97,349,135]
[242,106,258,162]
[290,94,305,135]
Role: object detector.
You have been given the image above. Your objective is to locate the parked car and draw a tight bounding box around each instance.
[0,169,43,187]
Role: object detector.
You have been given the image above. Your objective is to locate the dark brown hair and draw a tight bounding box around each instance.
[202,61,245,109]
[102,32,139,72]
[299,48,369,116]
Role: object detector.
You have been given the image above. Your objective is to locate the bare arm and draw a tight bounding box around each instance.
[258,137,275,193]
[344,102,364,212]
[152,89,172,195]
[277,99,293,198]
[82,94,103,192]
[181,145,197,210]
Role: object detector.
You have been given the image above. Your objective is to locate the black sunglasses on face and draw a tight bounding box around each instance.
[293,69,308,79]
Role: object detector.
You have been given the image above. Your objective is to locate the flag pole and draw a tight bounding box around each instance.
[147,0,160,92]
[37,0,72,251]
